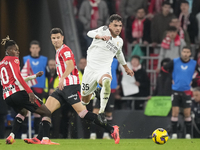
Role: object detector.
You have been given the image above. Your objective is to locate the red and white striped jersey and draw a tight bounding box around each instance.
[0,56,33,99]
[55,44,79,86]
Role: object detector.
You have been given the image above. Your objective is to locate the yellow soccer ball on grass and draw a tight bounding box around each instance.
[152,128,169,144]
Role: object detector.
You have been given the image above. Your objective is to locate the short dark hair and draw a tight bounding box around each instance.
[181,0,189,5]
[30,40,40,47]
[5,40,16,50]
[109,14,122,24]
[131,55,140,61]
[182,46,191,51]
[50,28,64,36]
[162,1,171,7]
[166,26,177,32]
[161,58,171,66]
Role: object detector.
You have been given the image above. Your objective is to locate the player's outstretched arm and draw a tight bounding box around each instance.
[116,50,134,77]
[87,26,110,40]
[23,71,44,82]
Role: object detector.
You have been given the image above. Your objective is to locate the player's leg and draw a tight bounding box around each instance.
[171,107,179,139]
[67,84,119,144]
[171,91,181,139]
[98,74,112,123]
[24,94,60,145]
[82,94,93,105]
[33,96,61,145]
[90,98,100,139]
[103,92,115,139]
[6,108,27,144]
[72,102,119,144]
[103,112,112,139]
[182,92,192,139]
[5,91,28,144]
[81,69,97,105]
[183,108,192,139]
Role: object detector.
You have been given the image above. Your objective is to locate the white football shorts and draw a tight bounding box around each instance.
[81,68,111,96]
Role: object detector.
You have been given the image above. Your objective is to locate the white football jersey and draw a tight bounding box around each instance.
[86,26,124,71]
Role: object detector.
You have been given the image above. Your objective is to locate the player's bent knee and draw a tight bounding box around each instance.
[19,108,28,117]
[78,109,88,118]
[44,109,51,118]
[102,77,111,91]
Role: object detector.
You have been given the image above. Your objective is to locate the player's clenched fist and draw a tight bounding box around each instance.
[36,71,44,77]
[125,68,134,77]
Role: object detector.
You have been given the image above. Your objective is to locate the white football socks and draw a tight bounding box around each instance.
[99,77,111,113]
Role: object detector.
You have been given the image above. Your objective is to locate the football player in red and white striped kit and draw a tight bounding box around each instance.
[24,28,120,145]
[0,36,51,144]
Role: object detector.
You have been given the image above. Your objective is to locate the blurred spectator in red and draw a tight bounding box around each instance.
[119,0,148,20]
[126,7,151,45]
[151,1,175,46]
[78,0,109,47]
[169,17,191,45]
[158,26,186,68]
[178,0,198,43]
[148,0,165,19]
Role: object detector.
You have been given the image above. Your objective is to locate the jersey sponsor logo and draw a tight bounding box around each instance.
[186,100,191,103]
[3,85,15,93]
[14,59,19,64]
[181,65,188,70]
[64,51,71,58]
[32,61,39,66]
[68,93,77,100]
[105,41,118,54]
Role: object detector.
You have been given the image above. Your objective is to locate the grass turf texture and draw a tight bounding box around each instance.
[0,139,200,150]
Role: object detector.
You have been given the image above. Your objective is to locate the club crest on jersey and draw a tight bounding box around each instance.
[181,65,188,70]
[14,59,19,64]
[103,26,108,31]
[64,51,71,58]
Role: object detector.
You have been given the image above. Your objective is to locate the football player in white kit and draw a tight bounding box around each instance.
[81,14,134,123]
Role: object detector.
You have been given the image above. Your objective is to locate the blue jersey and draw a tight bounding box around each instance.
[97,58,118,89]
[23,55,47,88]
[111,58,118,89]
[172,58,196,91]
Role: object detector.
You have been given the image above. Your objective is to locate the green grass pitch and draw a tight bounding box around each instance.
[0,139,200,150]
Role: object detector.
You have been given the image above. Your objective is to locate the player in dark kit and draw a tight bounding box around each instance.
[24,28,120,145]
[0,36,51,144]
[162,46,196,139]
